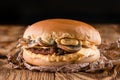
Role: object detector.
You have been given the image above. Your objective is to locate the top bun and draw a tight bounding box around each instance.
[23,19,101,45]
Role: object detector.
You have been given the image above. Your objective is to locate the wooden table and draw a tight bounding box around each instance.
[0,24,120,80]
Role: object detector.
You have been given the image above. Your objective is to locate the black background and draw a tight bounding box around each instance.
[1,0,120,25]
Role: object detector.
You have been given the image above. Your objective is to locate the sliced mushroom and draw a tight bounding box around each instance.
[57,44,81,52]
[36,38,55,46]
[17,38,28,47]
[60,38,79,46]
[28,41,38,48]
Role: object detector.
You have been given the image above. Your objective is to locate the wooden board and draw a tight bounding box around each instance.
[0,24,120,80]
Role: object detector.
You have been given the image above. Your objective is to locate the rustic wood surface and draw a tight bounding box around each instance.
[0,24,120,80]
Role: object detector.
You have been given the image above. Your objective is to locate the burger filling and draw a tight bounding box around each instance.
[18,37,93,56]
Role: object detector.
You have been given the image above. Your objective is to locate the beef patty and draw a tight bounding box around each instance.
[27,47,71,55]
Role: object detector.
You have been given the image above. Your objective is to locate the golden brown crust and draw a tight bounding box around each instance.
[23,19,101,45]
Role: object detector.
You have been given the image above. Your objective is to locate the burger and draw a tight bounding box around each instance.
[16,19,102,72]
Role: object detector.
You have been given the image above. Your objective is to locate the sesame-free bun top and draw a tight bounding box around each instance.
[23,19,101,45]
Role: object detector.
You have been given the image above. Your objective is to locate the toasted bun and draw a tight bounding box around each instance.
[23,19,101,45]
[23,46,100,66]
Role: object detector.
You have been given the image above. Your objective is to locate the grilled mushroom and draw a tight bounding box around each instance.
[57,38,81,52]
[36,37,55,46]
[57,44,81,52]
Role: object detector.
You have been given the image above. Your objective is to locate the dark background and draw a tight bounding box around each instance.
[1,0,120,25]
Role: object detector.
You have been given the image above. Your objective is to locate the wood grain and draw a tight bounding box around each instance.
[0,66,55,80]
[0,24,120,80]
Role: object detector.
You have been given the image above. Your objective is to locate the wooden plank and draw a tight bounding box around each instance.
[0,68,55,80]
[0,59,55,80]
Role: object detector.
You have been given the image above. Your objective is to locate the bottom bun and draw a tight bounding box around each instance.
[23,46,100,67]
